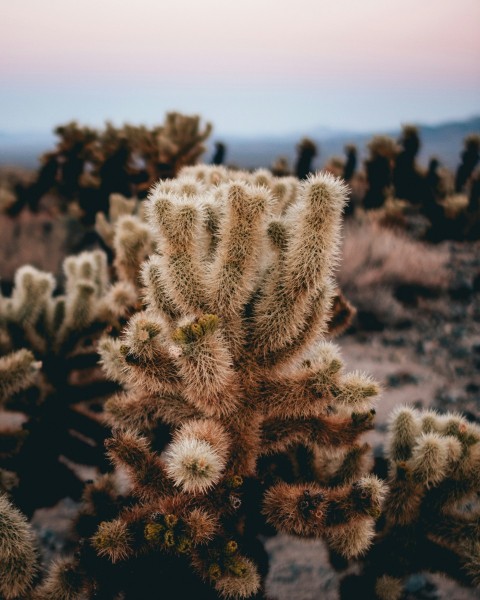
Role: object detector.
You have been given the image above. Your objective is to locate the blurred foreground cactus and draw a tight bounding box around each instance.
[40,168,383,599]
[0,250,137,514]
[341,407,480,598]
[0,492,38,599]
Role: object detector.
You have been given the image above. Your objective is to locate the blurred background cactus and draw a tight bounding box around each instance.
[3,112,212,226]
[0,250,137,515]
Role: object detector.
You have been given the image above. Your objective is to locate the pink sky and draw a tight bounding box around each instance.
[1,0,479,134]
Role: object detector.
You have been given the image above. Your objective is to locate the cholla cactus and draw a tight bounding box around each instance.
[455,134,480,193]
[0,492,38,599]
[155,112,212,176]
[95,193,141,248]
[0,349,41,405]
[122,113,212,184]
[48,170,384,599]
[363,135,398,210]
[0,250,137,515]
[341,407,480,599]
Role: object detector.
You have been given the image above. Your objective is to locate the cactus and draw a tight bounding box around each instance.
[0,492,38,599]
[455,134,480,193]
[343,144,357,183]
[124,113,212,184]
[363,136,398,210]
[0,250,137,515]
[211,142,227,166]
[42,169,385,599]
[340,407,480,599]
[6,113,212,220]
[392,125,424,204]
[294,137,318,180]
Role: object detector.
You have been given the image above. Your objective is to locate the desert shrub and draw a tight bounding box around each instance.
[339,218,449,328]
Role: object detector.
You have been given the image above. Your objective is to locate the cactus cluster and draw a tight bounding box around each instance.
[0,250,137,514]
[342,407,480,599]
[31,168,385,599]
[0,157,478,599]
[8,112,212,218]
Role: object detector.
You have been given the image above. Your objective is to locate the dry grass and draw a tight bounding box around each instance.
[339,217,449,328]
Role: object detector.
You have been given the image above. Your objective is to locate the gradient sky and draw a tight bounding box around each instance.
[1,0,479,136]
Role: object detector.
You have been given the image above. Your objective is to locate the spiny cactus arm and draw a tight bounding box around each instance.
[0,349,41,403]
[147,190,208,313]
[261,369,332,420]
[313,443,372,486]
[205,183,271,321]
[465,543,480,587]
[179,164,230,185]
[47,296,66,337]
[98,337,130,385]
[53,251,118,349]
[188,534,263,599]
[95,194,139,248]
[160,113,212,173]
[92,497,219,565]
[64,251,107,297]
[113,216,154,287]
[100,314,182,395]
[263,476,384,557]
[326,288,356,337]
[90,250,109,297]
[252,173,347,361]
[34,557,87,600]
[104,390,200,432]
[374,575,404,600]
[259,284,335,367]
[96,280,138,324]
[154,177,207,199]
[263,343,378,419]
[95,212,115,247]
[57,280,96,345]
[282,174,346,298]
[428,510,480,552]
[171,315,240,417]
[260,409,376,455]
[141,255,182,325]
[106,429,173,501]
[203,200,223,258]
[0,492,38,599]
[91,518,134,563]
[266,219,290,254]
[387,406,422,462]
[9,266,55,328]
[207,554,261,599]
[329,371,380,410]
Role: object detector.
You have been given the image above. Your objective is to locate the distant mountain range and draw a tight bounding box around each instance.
[217,116,480,171]
[1,116,479,172]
